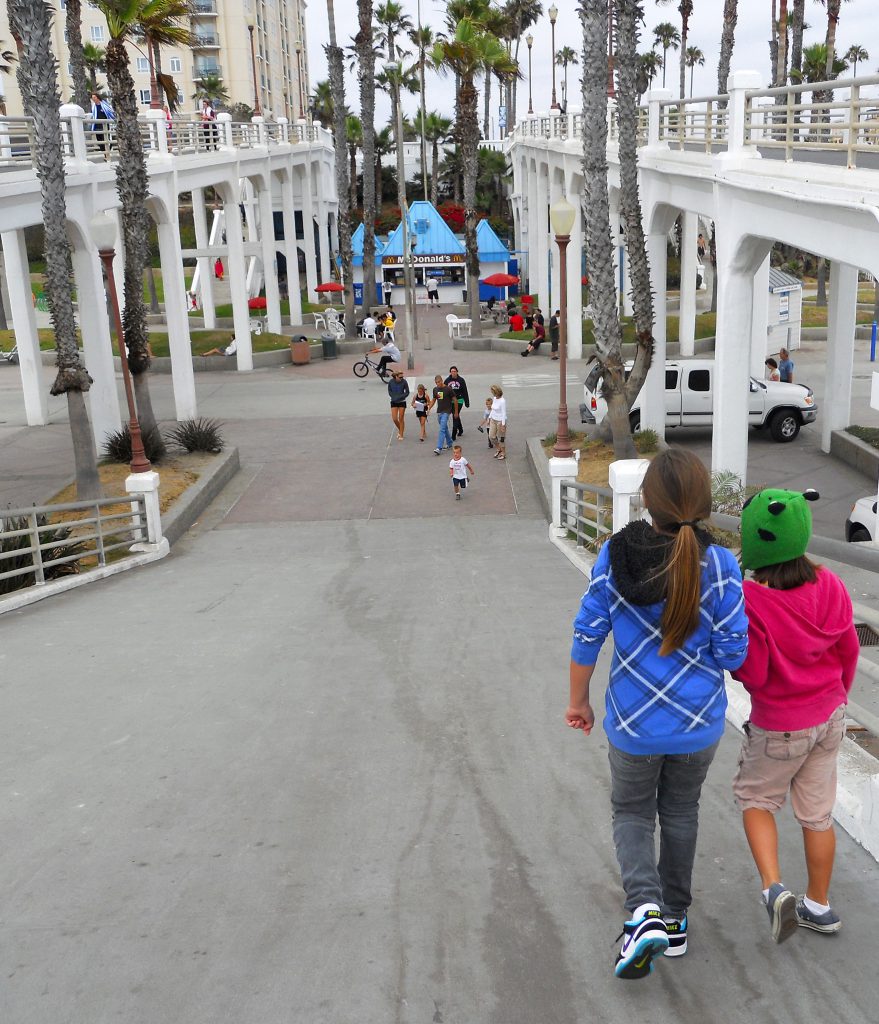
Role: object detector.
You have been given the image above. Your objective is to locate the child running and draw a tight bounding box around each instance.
[412,383,430,443]
[477,398,494,448]
[732,488,859,943]
[567,449,748,980]
[449,444,474,500]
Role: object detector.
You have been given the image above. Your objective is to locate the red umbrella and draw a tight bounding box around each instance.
[481,273,520,287]
[581,275,589,286]
[315,281,344,292]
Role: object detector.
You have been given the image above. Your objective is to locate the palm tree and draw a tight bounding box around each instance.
[311,79,335,125]
[376,1,414,163]
[192,72,229,106]
[717,0,738,94]
[66,0,90,107]
[652,21,680,89]
[816,1,848,84]
[433,9,517,333]
[140,0,191,109]
[657,1,693,100]
[845,44,868,77]
[580,0,632,457]
[356,1,378,307]
[789,0,805,83]
[346,115,363,209]
[82,42,106,94]
[95,1,190,450]
[7,1,101,498]
[639,50,663,92]
[418,111,453,206]
[409,22,435,201]
[374,124,394,202]
[555,45,578,112]
[685,44,704,96]
[326,0,355,335]
[1,39,14,114]
[501,0,542,129]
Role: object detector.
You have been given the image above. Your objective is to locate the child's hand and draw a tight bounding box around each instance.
[565,702,594,735]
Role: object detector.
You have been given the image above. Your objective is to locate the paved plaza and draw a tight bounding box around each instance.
[1,310,878,1021]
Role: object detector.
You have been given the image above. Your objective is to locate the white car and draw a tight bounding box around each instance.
[580,357,818,443]
[846,496,877,543]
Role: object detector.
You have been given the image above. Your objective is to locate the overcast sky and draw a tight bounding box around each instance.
[306,0,879,134]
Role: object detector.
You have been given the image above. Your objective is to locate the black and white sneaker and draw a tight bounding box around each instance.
[795,897,841,934]
[663,915,687,957]
[614,904,669,980]
[765,883,798,944]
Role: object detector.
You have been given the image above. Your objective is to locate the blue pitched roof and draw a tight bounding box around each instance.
[476,219,510,262]
[382,201,465,258]
[349,223,383,267]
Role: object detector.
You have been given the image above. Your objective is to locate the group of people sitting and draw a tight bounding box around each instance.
[356,307,397,341]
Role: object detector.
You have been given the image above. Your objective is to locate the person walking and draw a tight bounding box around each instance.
[412,383,430,442]
[426,277,439,306]
[445,366,470,440]
[200,98,217,150]
[387,370,409,441]
[449,444,475,500]
[778,347,794,383]
[431,375,454,454]
[549,309,560,360]
[566,449,748,980]
[732,488,858,943]
[487,384,507,460]
[89,92,115,157]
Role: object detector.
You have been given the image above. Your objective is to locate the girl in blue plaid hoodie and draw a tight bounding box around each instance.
[567,449,748,980]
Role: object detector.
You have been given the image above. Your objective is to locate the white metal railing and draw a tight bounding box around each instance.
[0,494,148,592]
[560,481,614,548]
[658,95,729,152]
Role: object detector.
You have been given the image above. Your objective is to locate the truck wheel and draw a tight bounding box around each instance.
[629,412,641,433]
[849,525,872,543]
[769,410,800,442]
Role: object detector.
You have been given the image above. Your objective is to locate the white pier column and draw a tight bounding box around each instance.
[566,196,584,361]
[257,185,283,335]
[191,187,216,329]
[534,166,550,310]
[749,256,771,377]
[314,161,331,288]
[526,163,539,298]
[641,230,668,438]
[281,172,302,326]
[821,261,858,453]
[679,210,698,356]
[713,266,755,484]
[1,229,48,425]
[300,161,319,301]
[223,193,254,372]
[156,214,198,419]
[70,242,121,448]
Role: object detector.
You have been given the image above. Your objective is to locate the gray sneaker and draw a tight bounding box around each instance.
[795,897,841,934]
[765,883,798,944]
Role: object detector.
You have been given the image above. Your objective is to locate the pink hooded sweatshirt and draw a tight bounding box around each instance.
[733,567,859,731]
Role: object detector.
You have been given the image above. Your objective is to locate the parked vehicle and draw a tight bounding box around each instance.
[846,496,877,542]
[580,358,818,443]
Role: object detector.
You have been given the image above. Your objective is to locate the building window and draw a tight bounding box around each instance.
[169,57,182,73]
[139,89,151,104]
[90,25,104,42]
[67,62,73,76]
[136,57,150,73]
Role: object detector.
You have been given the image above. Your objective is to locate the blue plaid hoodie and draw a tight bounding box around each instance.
[571,522,748,755]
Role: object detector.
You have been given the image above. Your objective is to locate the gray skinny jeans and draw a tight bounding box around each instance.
[608,739,720,916]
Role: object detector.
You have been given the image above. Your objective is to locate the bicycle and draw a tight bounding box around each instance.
[352,353,393,380]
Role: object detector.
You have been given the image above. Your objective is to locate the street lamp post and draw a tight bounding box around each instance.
[550,197,576,459]
[247,16,262,117]
[526,33,534,115]
[386,61,417,371]
[293,39,305,121]
[549,4,560,111]
[89,214,152,475]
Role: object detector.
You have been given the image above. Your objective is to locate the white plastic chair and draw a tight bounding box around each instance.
[362,322,377,342]
[311,312,326,330]
[446,313,458,338]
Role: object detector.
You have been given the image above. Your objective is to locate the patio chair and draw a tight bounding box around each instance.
[311,312,326,330]
[0,345,18,364]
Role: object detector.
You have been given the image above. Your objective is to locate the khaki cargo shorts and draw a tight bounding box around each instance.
[488,419,506,443]
[732,705,846,831]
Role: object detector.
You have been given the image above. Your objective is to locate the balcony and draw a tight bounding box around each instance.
[192,34,220,48]
[193,64,222,81]
[192,1,217,14]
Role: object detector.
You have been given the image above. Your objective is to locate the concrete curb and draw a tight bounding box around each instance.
[526,436,879,863]
[830,429,879,481]
[161,445,240,546]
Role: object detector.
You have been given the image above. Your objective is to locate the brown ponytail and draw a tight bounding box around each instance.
[640,450,712,656]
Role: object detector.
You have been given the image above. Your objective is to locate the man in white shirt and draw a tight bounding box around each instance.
[360,314,378,338]
[370,337,402,377]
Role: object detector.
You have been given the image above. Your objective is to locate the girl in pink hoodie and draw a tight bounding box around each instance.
[733,488,859,944]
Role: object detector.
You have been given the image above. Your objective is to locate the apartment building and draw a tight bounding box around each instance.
[0,0,311,122]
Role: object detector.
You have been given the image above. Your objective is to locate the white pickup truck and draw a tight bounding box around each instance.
[580,358,818,443]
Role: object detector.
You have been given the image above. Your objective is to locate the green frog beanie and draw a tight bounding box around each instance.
[740,487,819,570]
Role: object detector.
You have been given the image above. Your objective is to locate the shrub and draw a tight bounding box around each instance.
[102,426,167,464]
[0,515,88,595]
[634,429,659,453]
[847,425,879,450]
[711,470,763,517]
[167,418,226,454]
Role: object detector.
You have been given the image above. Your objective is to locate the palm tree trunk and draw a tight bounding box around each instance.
[717,0,738,95]
[678,6,689,101]
[357,0,377,308]
[431,139,439,207]
[152,39,165,108]
[579,0,633,459]
[8,0,101,498]
[349,146,358,209]
[326,0,355,336]
[615,0,653,408]
[823,0,841,82]
[483,71,490,139]
[66,0,90,108]
[104,37,164,449]
[789,0,805,80]
[459,75,481,334]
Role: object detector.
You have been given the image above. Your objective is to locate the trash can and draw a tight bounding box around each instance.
[462,288,467,303]
[321,332,338,360]
[290,336,311,365]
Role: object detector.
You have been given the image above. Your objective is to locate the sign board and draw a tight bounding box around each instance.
[383,253,465,266]
[778,291,790,322]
